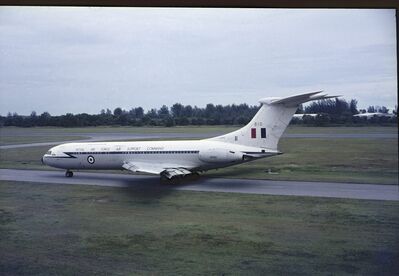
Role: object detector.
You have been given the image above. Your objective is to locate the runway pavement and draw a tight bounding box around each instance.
[0,169,397,201]
[1,132,397,149]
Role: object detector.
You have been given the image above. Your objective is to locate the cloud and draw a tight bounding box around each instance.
[0,7,396,115]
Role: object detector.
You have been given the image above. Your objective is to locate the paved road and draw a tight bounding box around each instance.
[1,132,397,149]
[0,169,397,201]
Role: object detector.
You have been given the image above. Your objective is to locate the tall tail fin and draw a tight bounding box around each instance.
[208,91,339,150]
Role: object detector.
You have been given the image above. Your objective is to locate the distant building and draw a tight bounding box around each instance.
[353,112,395,119]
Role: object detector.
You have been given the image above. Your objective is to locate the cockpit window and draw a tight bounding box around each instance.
[46,151,52,155]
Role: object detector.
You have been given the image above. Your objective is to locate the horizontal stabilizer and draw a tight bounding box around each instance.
[259,91,339,107]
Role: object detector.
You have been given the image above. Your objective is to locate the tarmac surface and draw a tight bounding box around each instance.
[1,169,397,201]
[1,132,397,149]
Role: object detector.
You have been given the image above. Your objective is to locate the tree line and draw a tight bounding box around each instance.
[293,99,396,126]
[0,98,396,127]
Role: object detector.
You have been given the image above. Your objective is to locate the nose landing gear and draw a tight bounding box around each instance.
[65,170,73,177]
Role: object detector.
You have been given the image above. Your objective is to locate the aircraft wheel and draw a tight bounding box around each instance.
[183,172,200,181]
[160,174,186,184]
[65,171,73,177]
[160,174,171,184]
[191,172,201,180]
[175,175,184,184]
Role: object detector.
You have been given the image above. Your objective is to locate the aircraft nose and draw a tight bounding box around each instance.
[41,154,49,165]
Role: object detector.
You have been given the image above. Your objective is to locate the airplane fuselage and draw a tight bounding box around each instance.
[43,140,277,172]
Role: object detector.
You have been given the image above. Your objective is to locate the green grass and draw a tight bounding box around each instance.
[207,138,398,184]
[1,125,397,136]
[0,125,231,135]
[0,137,397,184]
[285,126,397,134]
[0,146,52,170]
[0,126,397,184]
[1,181,398,275]
[0,135,87,146]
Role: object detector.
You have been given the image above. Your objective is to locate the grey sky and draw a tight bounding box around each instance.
[0,7,397,115]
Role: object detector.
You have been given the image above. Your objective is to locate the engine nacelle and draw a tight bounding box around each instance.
[199,148,243,163]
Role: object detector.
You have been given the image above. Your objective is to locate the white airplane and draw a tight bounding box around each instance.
[42,91,337,182]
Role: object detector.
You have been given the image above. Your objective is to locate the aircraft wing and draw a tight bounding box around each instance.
[122,161,193,179]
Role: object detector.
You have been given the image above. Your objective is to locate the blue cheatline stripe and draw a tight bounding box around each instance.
[45,156,76,159]
[64,150,200,155]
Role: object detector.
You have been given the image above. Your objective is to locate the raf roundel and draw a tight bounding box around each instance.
[87,155,95,164]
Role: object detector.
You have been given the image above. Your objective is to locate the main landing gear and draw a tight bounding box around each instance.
[160,172,200,184]
[65,170,73,177]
